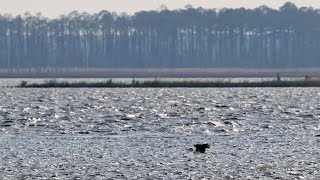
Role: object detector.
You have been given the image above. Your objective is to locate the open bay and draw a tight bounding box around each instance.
[0,80,320,179]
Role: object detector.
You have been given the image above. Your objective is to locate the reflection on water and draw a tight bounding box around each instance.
[0,84,320,179]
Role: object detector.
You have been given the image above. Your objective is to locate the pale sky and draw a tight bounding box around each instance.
[1,0,320,18]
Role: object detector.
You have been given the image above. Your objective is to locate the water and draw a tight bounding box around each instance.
[0,82,320,179]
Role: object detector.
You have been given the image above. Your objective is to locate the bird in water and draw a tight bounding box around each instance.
[193,143,210,153]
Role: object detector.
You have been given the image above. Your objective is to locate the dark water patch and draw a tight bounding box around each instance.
[1,120,14,127]
[214,104,228,108]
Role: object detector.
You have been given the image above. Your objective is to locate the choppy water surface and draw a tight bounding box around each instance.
[1,86,320,179]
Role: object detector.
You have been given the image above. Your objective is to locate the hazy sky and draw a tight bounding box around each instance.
[1,0,320,18]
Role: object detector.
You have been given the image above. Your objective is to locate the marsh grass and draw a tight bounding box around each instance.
[16,78,320,88]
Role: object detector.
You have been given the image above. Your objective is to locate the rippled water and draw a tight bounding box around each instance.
[1,85,320,179]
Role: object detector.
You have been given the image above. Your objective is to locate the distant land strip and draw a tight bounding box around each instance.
[1,68,320,78]
[16,78,320,88]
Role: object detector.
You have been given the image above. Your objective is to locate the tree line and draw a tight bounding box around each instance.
[1,2,320,70]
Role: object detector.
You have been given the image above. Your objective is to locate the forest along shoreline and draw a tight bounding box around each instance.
[15,77,320,88]
[1,2,320,71]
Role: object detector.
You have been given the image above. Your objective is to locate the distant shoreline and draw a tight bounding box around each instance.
[16,78,320,88]
[2,67,320,78]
